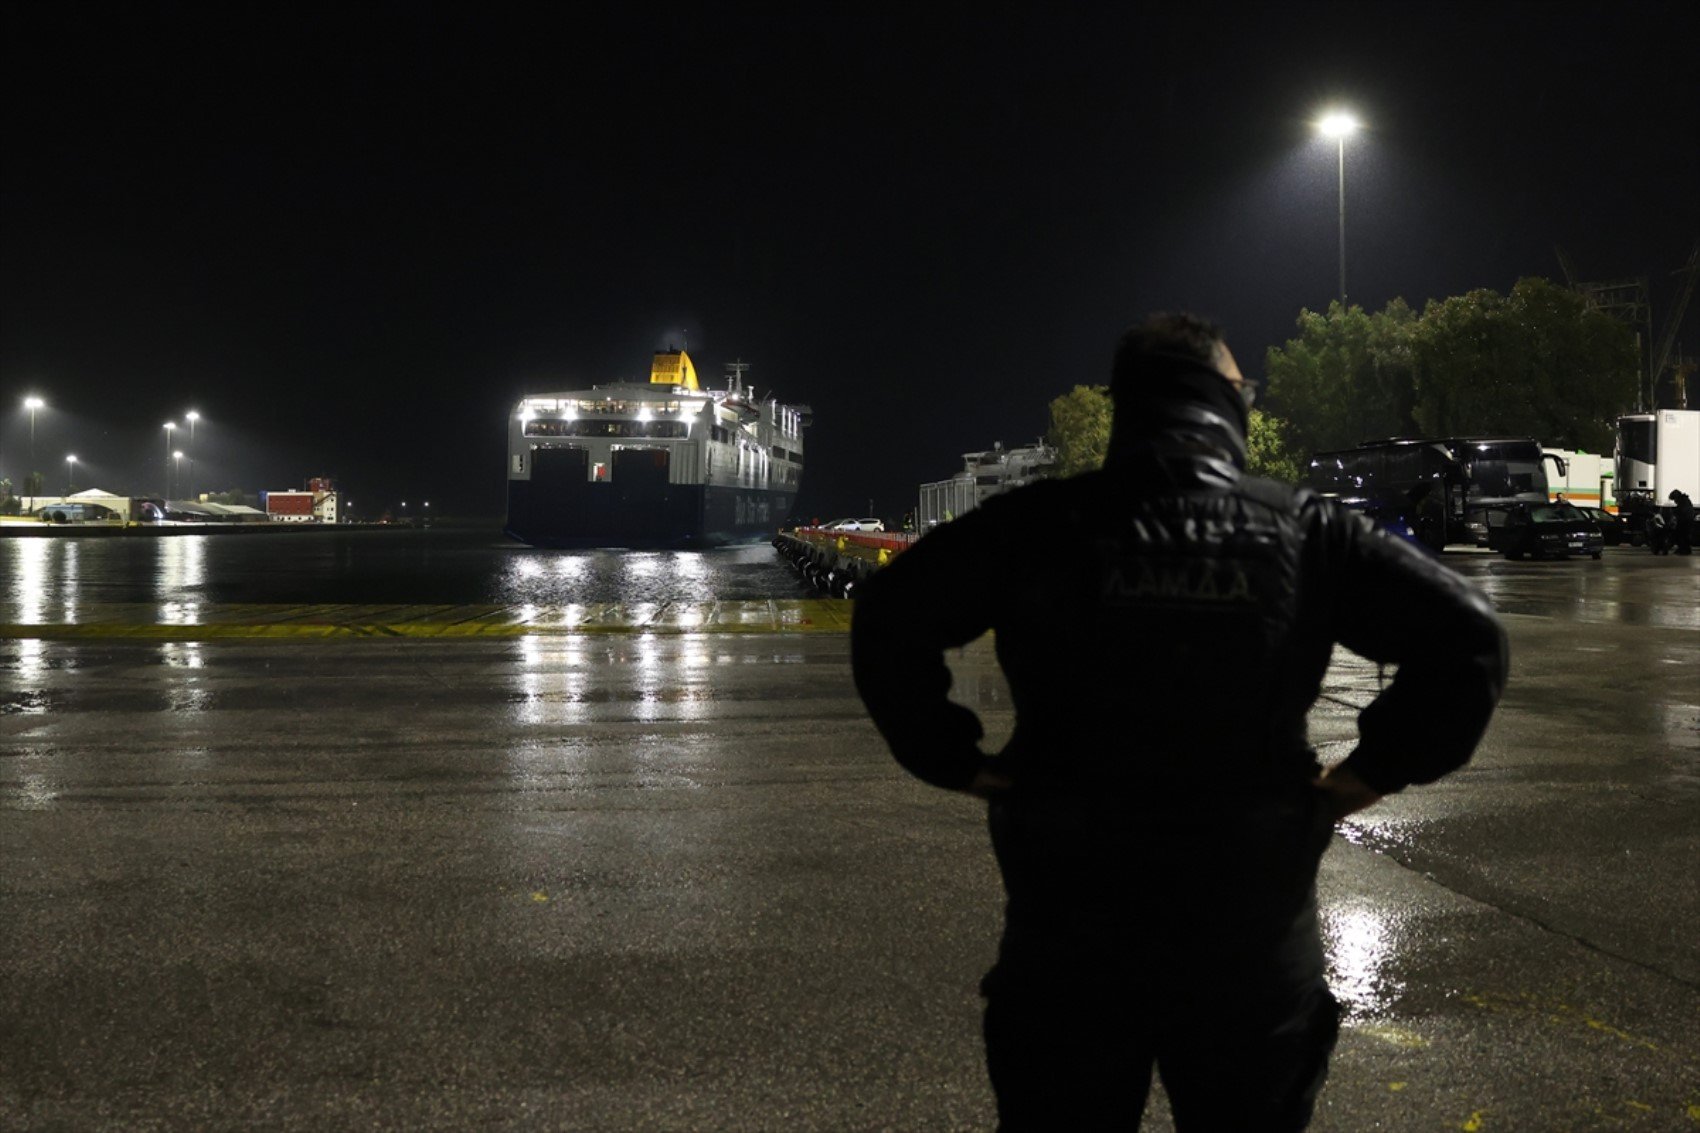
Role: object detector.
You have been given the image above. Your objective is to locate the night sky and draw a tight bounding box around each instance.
[3,2,1696,521]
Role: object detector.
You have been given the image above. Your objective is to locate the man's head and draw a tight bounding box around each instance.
[1110,312,1253,411]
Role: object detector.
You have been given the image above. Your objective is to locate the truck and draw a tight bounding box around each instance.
[1615,410,1700,520]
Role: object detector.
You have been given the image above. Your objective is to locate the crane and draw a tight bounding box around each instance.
[1648,240,1700,399]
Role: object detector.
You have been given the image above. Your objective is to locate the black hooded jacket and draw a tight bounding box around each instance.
[852,370,1508,810]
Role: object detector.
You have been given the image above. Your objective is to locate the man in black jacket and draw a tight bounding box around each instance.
[851,313,1508,1130]
[1670,489,1694,555]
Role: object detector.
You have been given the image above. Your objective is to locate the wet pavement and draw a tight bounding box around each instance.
[1,547,1697,1130]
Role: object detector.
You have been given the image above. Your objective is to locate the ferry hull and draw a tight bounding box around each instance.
[505,480,796,548]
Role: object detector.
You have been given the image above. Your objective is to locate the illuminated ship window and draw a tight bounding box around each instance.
[524,420,688,439]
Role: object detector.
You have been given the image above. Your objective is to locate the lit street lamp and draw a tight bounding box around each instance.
[1316,109,1361,305]
[66,454,78,495]
[185,410,200,500]
[24,394,45,454]
[173,451,184,500]
[163,422,176,499]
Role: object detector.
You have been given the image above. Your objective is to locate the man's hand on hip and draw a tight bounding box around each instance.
[966,767,1014,799]
[1315,766,1382,821]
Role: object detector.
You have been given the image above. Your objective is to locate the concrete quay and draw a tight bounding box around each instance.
[1,550,1696,1130]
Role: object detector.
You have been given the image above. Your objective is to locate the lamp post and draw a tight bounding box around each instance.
[24,396,45,505]
[173,451,184,500]
[1316,110,1361,306]
[24,396,44,467]
[163,422,176,499]
[66,454,77,495]
[184,410,200,500]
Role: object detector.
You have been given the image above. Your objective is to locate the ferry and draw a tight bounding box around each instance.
[505,349,810,547]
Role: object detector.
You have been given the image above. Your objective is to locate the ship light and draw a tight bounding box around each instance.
[637,407,652,422]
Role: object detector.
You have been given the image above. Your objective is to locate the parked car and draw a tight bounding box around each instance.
[1486,503,1604,560]
[1570,505,1638,547]
[822,518,885,533]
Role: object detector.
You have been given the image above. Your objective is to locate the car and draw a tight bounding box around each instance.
[1569,505,1638,547]
[822,518,885,533]
[1486,503,1604,560]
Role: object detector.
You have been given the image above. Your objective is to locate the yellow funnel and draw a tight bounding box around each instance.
[649,350,700,391]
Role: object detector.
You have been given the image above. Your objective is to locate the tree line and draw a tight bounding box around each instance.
[1047,276,1638,482]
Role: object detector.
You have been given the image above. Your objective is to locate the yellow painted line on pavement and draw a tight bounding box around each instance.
[0,599,855,640]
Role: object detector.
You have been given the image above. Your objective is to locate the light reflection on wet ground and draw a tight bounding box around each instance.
[1449,546,1700,629]
[1320,898,1407,1018]
[3,548,1699,1129]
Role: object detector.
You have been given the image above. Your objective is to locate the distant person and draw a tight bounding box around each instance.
[1647,510,1670,555]
[1671,490,1695,555]
[852,313,1509,1130]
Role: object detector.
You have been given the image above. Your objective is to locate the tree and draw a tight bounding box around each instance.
[0,477,17,516]
[1263,299,1420,458]
[23,471,44,500]
[1045,384,1301,482]
[1046,384,1112,477]
[1411,277,1635,451]
[1246,410,1303,482]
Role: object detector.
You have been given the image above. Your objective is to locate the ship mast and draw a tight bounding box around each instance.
[725,360,750,396]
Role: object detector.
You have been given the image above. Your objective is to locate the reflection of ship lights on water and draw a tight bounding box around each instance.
[12,539,50,624]
[1322,901,1406,1016]
[157,536,208,625]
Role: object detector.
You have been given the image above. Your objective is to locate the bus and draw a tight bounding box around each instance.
[1303,437,1564,550]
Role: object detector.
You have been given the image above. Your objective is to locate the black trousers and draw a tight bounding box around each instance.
[982,792,1341,1129]
[982,966,1339,1131]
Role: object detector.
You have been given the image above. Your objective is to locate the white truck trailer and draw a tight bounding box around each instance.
[1615,410,1700,517]
[1543,448,1610,508]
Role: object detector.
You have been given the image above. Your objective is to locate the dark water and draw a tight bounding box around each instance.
[1,525,814,612]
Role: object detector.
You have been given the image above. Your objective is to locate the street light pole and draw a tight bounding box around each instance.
[173,451,184,501]
[1335,134,1346,304]
[163,422,176,499]
[185,410,200,500]
[66,455,77,495]
[24,396,45,506]
[1316,110,1361,307]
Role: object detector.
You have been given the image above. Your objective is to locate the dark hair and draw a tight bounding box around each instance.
[1110,312,1224,400]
